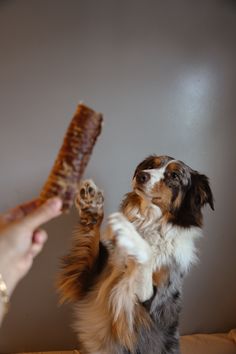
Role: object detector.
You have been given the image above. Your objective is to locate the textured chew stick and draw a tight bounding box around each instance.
[39,104,103,212]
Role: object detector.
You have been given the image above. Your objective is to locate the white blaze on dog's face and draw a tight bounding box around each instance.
[132,155,214,227]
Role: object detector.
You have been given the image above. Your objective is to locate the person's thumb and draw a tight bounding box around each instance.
[22,197,62,230]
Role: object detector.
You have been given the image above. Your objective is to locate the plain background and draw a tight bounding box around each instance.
[0,0,235,352]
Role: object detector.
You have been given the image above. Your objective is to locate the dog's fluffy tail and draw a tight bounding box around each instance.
[57,222,105,304]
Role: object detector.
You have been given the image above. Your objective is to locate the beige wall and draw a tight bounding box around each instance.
[0,0,236,352]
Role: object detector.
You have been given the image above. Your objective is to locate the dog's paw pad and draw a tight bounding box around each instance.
[75,179,104,216]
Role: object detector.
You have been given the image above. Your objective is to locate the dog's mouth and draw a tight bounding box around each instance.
[151,197,162,206]
[135,186,144,193]
[133,183,162,204]
[133,185,146,198]
[133,185,153,201]
[132,180,145,194]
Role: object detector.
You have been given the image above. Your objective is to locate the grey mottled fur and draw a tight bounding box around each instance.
[134,265,184,354]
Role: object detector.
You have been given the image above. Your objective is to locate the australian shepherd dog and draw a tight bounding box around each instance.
[57,155,214,354]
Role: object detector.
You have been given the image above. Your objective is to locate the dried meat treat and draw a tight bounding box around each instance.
[39,104,103,212]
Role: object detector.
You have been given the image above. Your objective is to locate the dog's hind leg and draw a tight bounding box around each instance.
[57,179,105,303]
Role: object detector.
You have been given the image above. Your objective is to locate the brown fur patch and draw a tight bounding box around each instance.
[120,192,142,223]
[72,260,151,353]
[111,297,137,350]
[166,162,182,172]
[57,221,101,304]
[109,260,151,350]
[153,157,163,168]
[111,312,137,350]
[77,259,150,352]
[172,191,183,210]
[152,180,172,212]
[152,266,170,287]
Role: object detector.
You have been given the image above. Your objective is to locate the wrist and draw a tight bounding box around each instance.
[0,250,21,298]
[0,273,10,319]
[0,227,24,297]
[0,267,18,298]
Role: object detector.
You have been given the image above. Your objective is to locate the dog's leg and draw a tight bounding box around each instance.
[108,212,151,264]
[96,213,153,351]
[57,179,104,303]
[107,212,153,302]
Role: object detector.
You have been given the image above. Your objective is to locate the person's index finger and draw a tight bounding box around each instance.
[22,197,62,230]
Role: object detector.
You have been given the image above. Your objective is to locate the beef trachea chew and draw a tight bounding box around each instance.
[39,103,103,212]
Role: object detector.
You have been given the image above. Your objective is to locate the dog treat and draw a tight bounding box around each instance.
[39,104,103,212]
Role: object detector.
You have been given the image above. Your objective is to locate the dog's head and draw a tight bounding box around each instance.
[132,155,214,227]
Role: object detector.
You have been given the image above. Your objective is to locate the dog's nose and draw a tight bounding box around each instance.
[136,171,150,184]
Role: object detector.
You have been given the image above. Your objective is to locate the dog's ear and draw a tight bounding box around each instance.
[191,173,214,211]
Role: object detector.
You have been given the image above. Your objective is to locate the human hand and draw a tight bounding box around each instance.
[0,197,62,298]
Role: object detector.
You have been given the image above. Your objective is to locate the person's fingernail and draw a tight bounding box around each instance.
[45,197,62,211]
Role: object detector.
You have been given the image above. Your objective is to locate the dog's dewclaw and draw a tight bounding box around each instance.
[39,103,103,213]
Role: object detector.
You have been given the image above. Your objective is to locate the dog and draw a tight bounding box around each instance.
[57,155,214,354]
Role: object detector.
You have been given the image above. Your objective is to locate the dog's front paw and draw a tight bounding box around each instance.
[108,212,150,264]
[75,179,104,224]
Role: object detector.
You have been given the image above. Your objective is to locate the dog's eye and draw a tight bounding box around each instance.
[171,172,179,180]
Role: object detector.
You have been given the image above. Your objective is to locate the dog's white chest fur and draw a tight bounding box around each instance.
[140,225,202,272]
[106,205,202,303]
[130,204,203,273]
